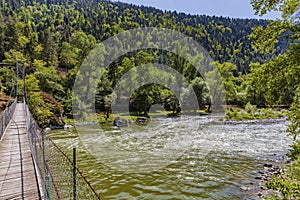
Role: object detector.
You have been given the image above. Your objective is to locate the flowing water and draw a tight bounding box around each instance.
[49,115,292,199]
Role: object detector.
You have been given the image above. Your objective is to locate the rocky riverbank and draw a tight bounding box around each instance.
[240,163,285,199]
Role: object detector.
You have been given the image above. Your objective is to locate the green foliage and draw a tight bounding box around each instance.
[245,62,267,107]
[17,80,24,95]
[248,0,299,107]
[225,103,287,121]
[3,49,27,64]
[33,65,64,99]
[214,61,238,104]
[0,67,15,94]
[0,0,287,75]
[265,173,300,199]
[70,31,96,63]
[27,91,64,127]
[251,0,281,16]
[25,74,40,92]
[265,153,300,199]
[0,0,290,123]
[287,140,300,160]
[164,96,181,116]
[250,0,299,55]
[251,0,299,17]
[245,102,257,113]
[27,92,53,127]
[205,61,239,109]
[287,92,300,140]
[249,21,285,54]
[59,42,79,71]
[185,77,210,110]
[250,1,300,199]
[63,89,73,116]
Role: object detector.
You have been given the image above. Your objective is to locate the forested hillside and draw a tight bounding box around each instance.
[0,0,287,72]
[0,0,289,126]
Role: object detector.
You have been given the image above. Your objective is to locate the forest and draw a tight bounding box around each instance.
[0,0,290,125]
[0,0,300,198]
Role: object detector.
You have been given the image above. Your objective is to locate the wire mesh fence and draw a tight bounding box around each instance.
[0,100,17,139]
[25,103,101,200]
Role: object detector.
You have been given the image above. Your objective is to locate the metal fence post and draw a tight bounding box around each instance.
[73,147,77,200]
[46,168,50,200]
[3,112,5,133]
[15,63,18,98]
[1,114,4,135]
[42,131,50,200]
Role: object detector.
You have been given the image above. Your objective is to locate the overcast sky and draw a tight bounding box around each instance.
[114,0,281,20]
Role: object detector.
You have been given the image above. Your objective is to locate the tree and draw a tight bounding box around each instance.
[25,74,40,92]
[3,17,20,53]
[164,96,181,116]
[249,1,300,197]
[214,61,238,104]
[0,67,15,95]
[249,1,299,107]
[130,88,153,117]
[59,42,80,72]
[70,31,96,63]
[3,49,27,64]
[41,28,59,67]
[186,77,211,111]
[33,65,64,99]
[245,63,266,107]
[27,92,53,127]
[103,93,116,119]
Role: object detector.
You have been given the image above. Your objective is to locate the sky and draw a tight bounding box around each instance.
[114,0,281,20]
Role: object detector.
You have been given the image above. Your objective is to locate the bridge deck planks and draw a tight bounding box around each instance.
[0,103,39,199]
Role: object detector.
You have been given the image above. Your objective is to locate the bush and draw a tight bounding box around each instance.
[245,102,257,114]
[225,106,287,121]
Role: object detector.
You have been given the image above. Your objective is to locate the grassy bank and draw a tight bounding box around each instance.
[264,141,300,199]
[225,103,288,121]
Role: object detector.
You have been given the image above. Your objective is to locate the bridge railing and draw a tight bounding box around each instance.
[24,103,101,200]
[0,99,17,139]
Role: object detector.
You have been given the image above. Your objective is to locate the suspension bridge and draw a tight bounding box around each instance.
[0,101,39,199]
[0,63,101,199]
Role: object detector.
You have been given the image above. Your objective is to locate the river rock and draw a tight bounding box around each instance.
[64,125,73,129]
[241,186,250,191]
[264,163,273,168]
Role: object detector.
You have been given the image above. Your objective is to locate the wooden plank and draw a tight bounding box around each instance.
[0,103,40,199]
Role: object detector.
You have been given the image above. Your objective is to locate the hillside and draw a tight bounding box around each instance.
[0,0,290,125]
[0,0,288,72]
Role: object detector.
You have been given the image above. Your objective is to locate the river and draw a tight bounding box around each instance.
[49,115,291,199]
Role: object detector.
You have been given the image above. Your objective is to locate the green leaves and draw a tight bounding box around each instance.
[250,0,282,16]
[250,0,299,53]
[206,61,237,105]
[59,42,80,71]
[3,49,27,64]
[28,92,53,127]
[33,65,64,99]
[25,74,40,92]
[247,42,299,106]
[288,92,300,140]
[250,2,300,198]
[249,21,285,54]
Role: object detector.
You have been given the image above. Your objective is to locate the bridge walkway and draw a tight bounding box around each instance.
[0,103,40,199]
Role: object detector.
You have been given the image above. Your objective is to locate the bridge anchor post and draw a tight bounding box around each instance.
[73,147,77,200]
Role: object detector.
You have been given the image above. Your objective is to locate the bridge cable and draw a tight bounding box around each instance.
[0,84,15,194]
[0,77,25,199]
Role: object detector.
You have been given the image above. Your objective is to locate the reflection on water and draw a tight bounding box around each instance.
[49,116,291,199]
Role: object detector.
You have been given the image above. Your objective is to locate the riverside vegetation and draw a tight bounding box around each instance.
[0,0,299,198]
